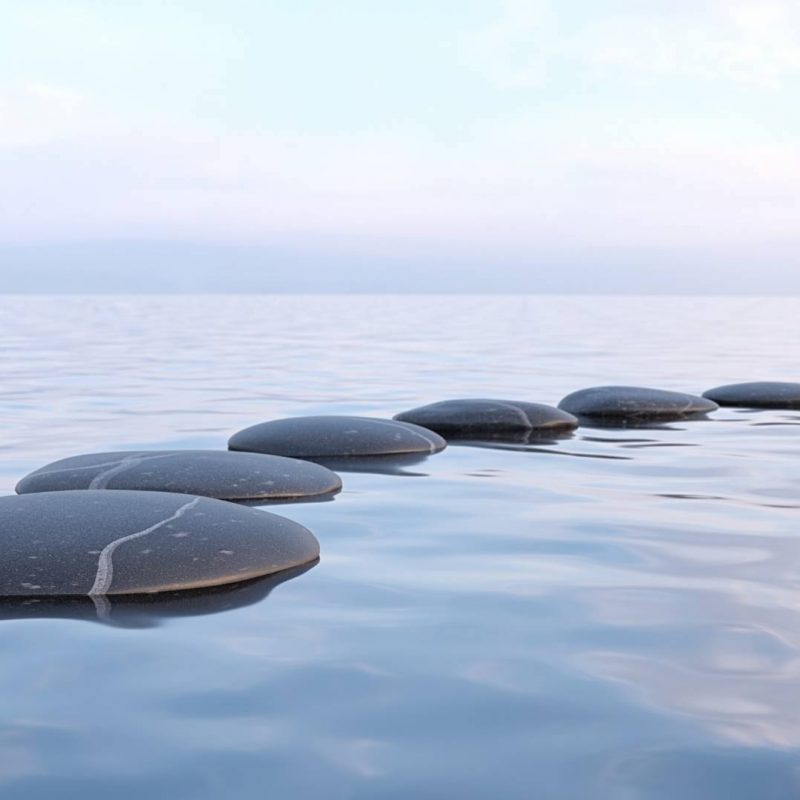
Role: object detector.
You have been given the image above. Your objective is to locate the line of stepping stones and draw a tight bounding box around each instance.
[1,381,797,609]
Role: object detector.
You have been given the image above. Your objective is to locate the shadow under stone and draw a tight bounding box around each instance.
[0,560,317,629]
[571,415,708,431]
[309,453,436,476]
[236,493,338,508]
[443,430,576,447]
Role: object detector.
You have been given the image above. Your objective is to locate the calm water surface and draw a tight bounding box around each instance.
[1,295,800,799]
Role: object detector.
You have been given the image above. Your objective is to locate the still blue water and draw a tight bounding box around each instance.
[1,295,800,799]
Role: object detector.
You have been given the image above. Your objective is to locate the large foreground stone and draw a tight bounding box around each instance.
[558,386,718,422]
[15,450,341,501]
[0,490,320,597]
[229,415,446,459]
[394,399,578,437]
[702,382,800,409]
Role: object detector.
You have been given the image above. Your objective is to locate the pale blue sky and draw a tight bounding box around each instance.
[1,0,798,291]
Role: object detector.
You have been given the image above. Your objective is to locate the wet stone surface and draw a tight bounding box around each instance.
[0,490,320,597]
[229,415,447,459]
[394,398,578,437]
[703,381,800,409]
[15,449,342,501]
[558,386,718,423]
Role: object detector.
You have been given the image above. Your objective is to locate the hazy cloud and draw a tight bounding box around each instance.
[462,0,800,88]
[0,1,797,291]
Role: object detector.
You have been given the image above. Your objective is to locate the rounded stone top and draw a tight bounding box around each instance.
[0,490,320,597]
[702,382,800,409]
[558,386,718,422]
[15,450,341,502]
[228,415,447,459]
[393,399,578,437]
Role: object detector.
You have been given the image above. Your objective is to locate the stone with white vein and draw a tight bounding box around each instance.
[0,490,319,597]
[558,386,718,423]
[394,399,578,437]
[15,450,341,501]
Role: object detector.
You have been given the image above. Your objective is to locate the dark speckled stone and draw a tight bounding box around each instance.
[393,399,578,437]
[228,415,447,459]
[702,382,800,409]
[558,386,718,422]
[15,450,341,501]
[0,490,320,597]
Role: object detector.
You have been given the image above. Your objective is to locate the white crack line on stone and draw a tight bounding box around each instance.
[88,453,177,489]
[88,496,201,597]
[29,452,177,483]
[363,418,442,452]
[33,456,147,477]
[489,401,533,428]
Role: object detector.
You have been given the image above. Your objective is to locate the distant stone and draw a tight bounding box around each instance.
[228,415,447,459]
[702,382,800,409]
[558,386,718,422]
[394,399,578,437]
[0,490,320,597]
[15,450,341,501]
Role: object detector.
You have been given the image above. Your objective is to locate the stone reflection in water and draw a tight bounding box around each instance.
[0,561,316,628]
[572,418,693,432]
[313,453,437,477]
[448,433,635,461]
[442,430,575,447]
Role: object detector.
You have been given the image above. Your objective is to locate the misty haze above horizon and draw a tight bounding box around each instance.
[1,1,798,293]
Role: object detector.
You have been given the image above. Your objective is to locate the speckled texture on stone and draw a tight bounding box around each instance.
[558,386,718,422]
[702,382,800,409]
[15,450,341,501]
[228,415,447,458]
[394,399,578,436]
[0,490,320,597]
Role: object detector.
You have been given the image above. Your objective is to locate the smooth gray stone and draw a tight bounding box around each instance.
[558,386,718,422]
[15,450,341,501]
[228,415,446,459]
[393,399,578,437]
[0,490,320,597]
[702,382,800,409]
